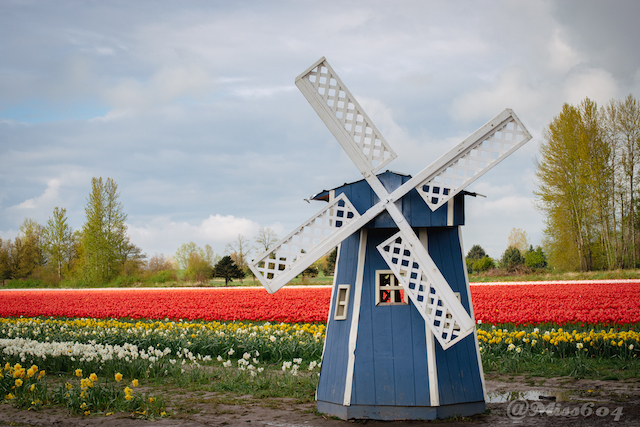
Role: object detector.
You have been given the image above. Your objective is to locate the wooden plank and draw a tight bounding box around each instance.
[351,246,376,405]
[429,228,484,404]
[316,232,360,404]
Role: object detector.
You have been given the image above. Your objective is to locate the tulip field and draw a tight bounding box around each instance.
[0,281,639,417]
[1,282,639,324]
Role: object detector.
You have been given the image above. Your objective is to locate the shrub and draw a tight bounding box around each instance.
[472,256,495,272]
[524,246,548,269]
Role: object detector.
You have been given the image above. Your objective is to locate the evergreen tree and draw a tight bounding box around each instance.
[500,247,524,271]
[213,255,244,284]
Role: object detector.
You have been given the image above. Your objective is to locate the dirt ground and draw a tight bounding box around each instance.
[1,374,639,427]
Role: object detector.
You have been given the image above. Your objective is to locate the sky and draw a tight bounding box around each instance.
[1,0,640,262]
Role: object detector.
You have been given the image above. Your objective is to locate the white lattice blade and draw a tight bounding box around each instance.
[376,231,475,349]
[249,193,361,293]
[396,109,532,211]
[296,57,397,176]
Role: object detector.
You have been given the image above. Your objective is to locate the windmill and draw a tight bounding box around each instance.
[249,57,532,420]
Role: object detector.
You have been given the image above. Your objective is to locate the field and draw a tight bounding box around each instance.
[1,282,639,426]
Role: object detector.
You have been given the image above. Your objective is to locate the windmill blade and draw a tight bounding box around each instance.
[250,193,365,294]
[410,109,532,211]
[295,57,397,177]
[377,231,475,350]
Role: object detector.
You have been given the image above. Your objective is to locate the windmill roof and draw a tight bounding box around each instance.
[309,170,482,202]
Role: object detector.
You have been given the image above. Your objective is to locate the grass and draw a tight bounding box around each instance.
[2,273,335,289]
[481,349,640,380]
[469,268,640,282]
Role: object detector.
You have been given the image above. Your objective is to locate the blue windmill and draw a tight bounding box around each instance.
[249,58,532,420]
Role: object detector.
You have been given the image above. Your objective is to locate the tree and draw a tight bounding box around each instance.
[175,242,199,270]
[147,253,174,273]
[500,247,524,272]
[0,238,12,284]
[472,256,495,272]
[213,255,244,285]
[186,252,213,284]
[507,228,529,254]
[535,99,611,271]
[606,94,640,268]
[254,227,278,254]
[80,177,129,283]
[524,245,548,269]
[325,247,338,275]
[226,235,250,282]
[13,218,45,278]
[42,207,75,280]
[466,244,487,261]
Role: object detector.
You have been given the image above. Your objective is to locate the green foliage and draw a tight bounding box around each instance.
[466,244,486,261]
[301,264,318,278]
[42,207,75,281]
[536,95,640,271]
[0,238,12,283]
[524,245,548,269]
[186,252,213,284]
[325,247,337,275]
[472,256,495,272]
[80,178,129,284]
[175,242,199,270]
[500,247,524,271]
[213,256,244,284]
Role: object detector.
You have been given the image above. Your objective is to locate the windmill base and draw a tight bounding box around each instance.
[317,400,485,421]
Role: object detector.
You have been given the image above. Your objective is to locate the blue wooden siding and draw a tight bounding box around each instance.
[316,171,482,411]
[316,232,361,404]
[427,227,484,405]
[350,228,431,407]
[322,171,465,228]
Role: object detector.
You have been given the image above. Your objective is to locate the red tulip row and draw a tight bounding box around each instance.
[470,282,640,325]
[0,282,638,325]
[0,287,332,323]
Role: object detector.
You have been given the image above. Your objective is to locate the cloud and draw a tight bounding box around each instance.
[562,68,619,106]
[9,179,61,211]
[126,214,283,257]
[103,64,215,112]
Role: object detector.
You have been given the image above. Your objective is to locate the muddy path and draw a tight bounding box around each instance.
[1,374,639,426]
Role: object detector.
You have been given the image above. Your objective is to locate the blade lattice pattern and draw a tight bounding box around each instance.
[301,60,395,173]
[253,194,360,283]
[417,117,529,211]
[377,232,471,349]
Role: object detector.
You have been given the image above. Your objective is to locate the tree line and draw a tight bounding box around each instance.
[0,177,337,286]
[536,94,640,271]
[465,227,548,276]
[0,178,143,286]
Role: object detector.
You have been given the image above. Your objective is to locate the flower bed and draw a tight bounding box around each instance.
[0,282,639,325]
[0,288,332,323]
[471,282,640,325]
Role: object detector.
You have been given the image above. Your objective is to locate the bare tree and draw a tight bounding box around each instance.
[254,227,278,254]
[226,234,250,282]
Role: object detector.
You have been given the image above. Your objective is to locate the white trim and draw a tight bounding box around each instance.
[447,199,454,226]
[375,270,409,305]
[343,229,367,406]
[458,226,487,398]
[419,228,439,407]
[334,284,351,320]
[317,243,342,401]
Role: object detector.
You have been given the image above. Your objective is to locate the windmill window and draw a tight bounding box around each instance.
[375,270,408,306]
[334,284,351,320]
